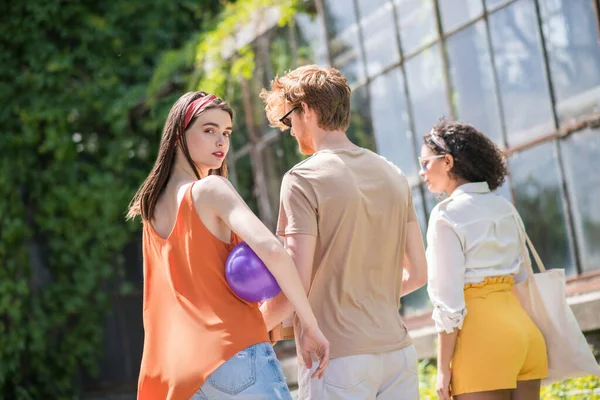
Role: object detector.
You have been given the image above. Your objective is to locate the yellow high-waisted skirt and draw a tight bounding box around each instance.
[451,277,548,396]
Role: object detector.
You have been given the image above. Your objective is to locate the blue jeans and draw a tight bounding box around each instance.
[191,342,293,399]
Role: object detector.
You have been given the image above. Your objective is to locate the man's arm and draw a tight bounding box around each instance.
[401,220,428,296]
[261,234,316,331]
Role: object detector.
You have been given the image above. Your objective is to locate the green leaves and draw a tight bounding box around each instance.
[194,0,302,96]
[541,374,600,399]
[417,360,600,399]
[2,0,306,396]
[1,0,226,397]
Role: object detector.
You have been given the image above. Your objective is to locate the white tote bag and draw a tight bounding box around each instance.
[511,211,600,386]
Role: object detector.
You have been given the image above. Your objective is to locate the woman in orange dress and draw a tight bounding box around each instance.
[127,91,329,400]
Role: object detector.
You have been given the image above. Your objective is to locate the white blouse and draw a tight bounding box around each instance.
[426,182,528,333]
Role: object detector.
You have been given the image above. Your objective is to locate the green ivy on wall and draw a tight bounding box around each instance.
[0,0,223,397]
[1,0,305,397]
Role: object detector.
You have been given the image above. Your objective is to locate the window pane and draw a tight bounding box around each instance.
[509,142,575,275]
[447,21,504,144]
[401,191,432,315]
[370,68,418,178]
[539,0,600,123]
[405,44,451,156]
[412,184,428,241]
[486,0,512,10]
[358,1,400,77]
[495,178,513,202]
[394,0,437,55]
[348,85,376,150]
[323,0,357,33]
[440,0,483,33]
[296,13,329,65]
[330,26,366,85]
[356,0,392,19]
[324,0,366,85]
[489,0,554,146]
[402,285,431,315]
[561,128,600,272]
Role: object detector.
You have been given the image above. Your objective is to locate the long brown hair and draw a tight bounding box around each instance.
[127,91,234,221]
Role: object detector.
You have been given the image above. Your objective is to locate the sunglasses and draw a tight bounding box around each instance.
[418,154,445,171]
[279,106,299,128]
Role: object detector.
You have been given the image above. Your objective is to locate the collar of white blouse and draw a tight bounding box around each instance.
[450,182,490,198]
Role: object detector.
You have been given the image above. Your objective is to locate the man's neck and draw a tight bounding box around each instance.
[311,129,359,152]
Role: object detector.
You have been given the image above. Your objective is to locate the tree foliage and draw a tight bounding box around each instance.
[1,0,314,396]
[0,0,224,397]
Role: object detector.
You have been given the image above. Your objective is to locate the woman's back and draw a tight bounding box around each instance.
[427,182,526,284]
[138,181,269,400]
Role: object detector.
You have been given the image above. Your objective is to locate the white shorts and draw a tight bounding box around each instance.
[297,345,420,400]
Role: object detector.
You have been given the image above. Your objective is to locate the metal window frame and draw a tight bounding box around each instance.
[532,0,582,273]
[226,0,600,276]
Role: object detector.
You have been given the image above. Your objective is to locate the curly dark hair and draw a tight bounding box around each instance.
[423,118,507,191]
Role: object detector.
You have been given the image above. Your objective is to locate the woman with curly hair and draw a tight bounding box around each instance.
[419,119,547,400]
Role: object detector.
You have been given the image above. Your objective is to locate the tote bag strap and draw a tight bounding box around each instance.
[510,205,547,276]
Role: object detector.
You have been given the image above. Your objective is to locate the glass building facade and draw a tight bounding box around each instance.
[228,0,600,317]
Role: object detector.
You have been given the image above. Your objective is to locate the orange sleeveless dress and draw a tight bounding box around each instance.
[137,182,269,400]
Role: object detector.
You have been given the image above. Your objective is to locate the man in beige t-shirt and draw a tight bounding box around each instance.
[260,65,427,400]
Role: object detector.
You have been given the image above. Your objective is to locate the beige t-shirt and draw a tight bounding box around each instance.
[277,148,417,360]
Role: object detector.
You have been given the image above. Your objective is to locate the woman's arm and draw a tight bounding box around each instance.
[437,330,458,371]
[426,214,467,334]
[437,329,458,400]
[426,212,467,400]
[260,234,315,331]
[193,176,329,376]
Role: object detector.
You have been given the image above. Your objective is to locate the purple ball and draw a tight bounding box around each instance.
[225,242,281,302]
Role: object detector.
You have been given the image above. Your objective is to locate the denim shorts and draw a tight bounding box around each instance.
[191,342,293,399]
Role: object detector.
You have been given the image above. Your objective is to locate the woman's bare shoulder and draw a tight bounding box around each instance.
[191,175,237,206]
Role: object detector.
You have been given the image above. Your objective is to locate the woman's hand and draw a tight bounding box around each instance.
[299,324,330,379]
[436,330,458,400]
[436,366,452,400]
